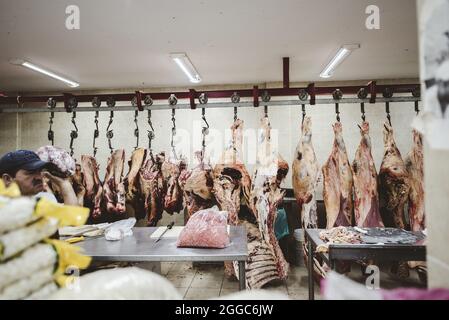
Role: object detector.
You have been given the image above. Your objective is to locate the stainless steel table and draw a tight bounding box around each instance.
[305,228,426,300]
[77,226,248,290]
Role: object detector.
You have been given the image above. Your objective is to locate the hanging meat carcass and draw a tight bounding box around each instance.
[103,149,126,216]
[405,130,425,232]
[247,116,289,287]
[213,119,252,224]
[352,121,384,227]
[179,151,215,219]
[322,122,353,228]
[378,122,410,229]
[139,151,166,226]
[80,155,103,219]
[70,163,86,207]
[124,148,147,219]
[292,116,320,229]
[162,157,187,215]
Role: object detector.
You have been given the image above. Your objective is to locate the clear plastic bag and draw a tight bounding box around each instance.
[104,218,136,241]
[177,206,230,249]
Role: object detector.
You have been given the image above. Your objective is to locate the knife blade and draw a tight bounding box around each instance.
[155,221,175,243]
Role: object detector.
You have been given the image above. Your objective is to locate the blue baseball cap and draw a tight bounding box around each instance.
[0,150,51,175]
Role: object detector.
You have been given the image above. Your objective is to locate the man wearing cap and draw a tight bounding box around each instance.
[0,150,78,205]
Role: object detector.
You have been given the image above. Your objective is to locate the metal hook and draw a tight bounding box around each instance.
[201,108,209,163]
[360,102,366,122]
[106,110,114,154]
[69,111,78,157]
[234,107,238,122]
[264,105,268,118]
[415,101,420,115]
[134,109,139,150]
[335,103,340,122]
[93,111,99,157]
[385,102,392,126]
[147,109,155,157]
[301,104,306,124]
[171,108,177,160]
[48,111,54,146]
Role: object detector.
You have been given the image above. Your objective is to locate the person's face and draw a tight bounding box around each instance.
[3,168,44,196]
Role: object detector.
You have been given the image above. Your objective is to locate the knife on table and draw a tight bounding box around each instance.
[155,221,175,243]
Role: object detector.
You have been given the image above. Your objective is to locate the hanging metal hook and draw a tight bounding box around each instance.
[91,97,101,156]
[69,111,78,157]
[264,105,268,118]
[234,106,238,122]
[415,101,420,115]
[171,108,177,160]
[47,98,56,146]
[147,109,155,159]
[133,109,139,150]
[301,104,306,124]
[335,103,340,122]
[360,102,366,122]
[385,102,392,126]
[106,110,114,154]
[201,108,209,163]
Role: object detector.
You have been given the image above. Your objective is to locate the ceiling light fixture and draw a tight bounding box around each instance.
[10,59,79,87]
[170,53,201,83]
[319,44,360,78]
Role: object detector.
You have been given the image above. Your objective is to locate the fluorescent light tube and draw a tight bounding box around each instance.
[320,44,360,78]
[11,60,79,87]
[170,53,201,83]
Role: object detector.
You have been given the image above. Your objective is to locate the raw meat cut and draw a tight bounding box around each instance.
[249,116,289,284]
[292,116,320,229]
[322,122,353,228]
[124,148,147,219]
[179,151,215,218]
[378,122,410,229]
[139,151,166,226]
[213,119,252,225]
[70,163,86,207]
[162,157,187,215]
[176,206,230,248]
[405,130,425,232]
[352,121,384,227]
[80,155,103,219]
[103,149,126,216]
[36,145,75,177]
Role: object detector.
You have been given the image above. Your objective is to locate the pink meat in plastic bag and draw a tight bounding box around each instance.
[177,206,230,248]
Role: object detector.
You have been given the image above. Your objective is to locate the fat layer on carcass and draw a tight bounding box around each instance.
[352,121,384,227]
[162,156,187,215]
[103,149,126,216]
[405,130,425,232]
[322,122,353,228]
[378,122,410,229]
[80,155,103,219]
[139,151,166,226]
[124,148,147,219]
[292,116,320,229]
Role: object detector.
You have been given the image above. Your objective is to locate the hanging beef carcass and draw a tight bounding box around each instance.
[103,149,126,215]
[81,155,103,219]
[378,122,410,229]
[162,157,187,215]
[70,163,86,207]
[352,121,384,227]
[405,130,425,232]
[213,119,252,224]
[247,116,289,287]
[124,148,147,219]
[139,151,166,226]
[322,122,353,228]
[292,116,320,229]
[179,151,215,218]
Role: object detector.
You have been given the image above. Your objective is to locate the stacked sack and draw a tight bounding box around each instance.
[0,180,91,300]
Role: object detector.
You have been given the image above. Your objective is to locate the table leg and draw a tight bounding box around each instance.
[308,235,314,300]
[238,261,246,290]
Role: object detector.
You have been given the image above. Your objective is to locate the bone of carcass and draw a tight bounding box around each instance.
[81,155,103,219]
[139,151,166,226]
[179,151,214,219]
[378,122,410,229]
[213,119,253,225]
[405,130,425,232]
[322,122,353,228]
[70,163,86,207]
[352,121,384,227]
[292,116,320,229]
[103,149,126,216]
[162,157,187,215]
[248,116,289,286]
[124,148,147,219]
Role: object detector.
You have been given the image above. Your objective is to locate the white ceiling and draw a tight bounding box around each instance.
[0,0,419,93]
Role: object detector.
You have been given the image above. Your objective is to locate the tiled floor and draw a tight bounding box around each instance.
[161,261,425,300]
[161,261,321,300]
